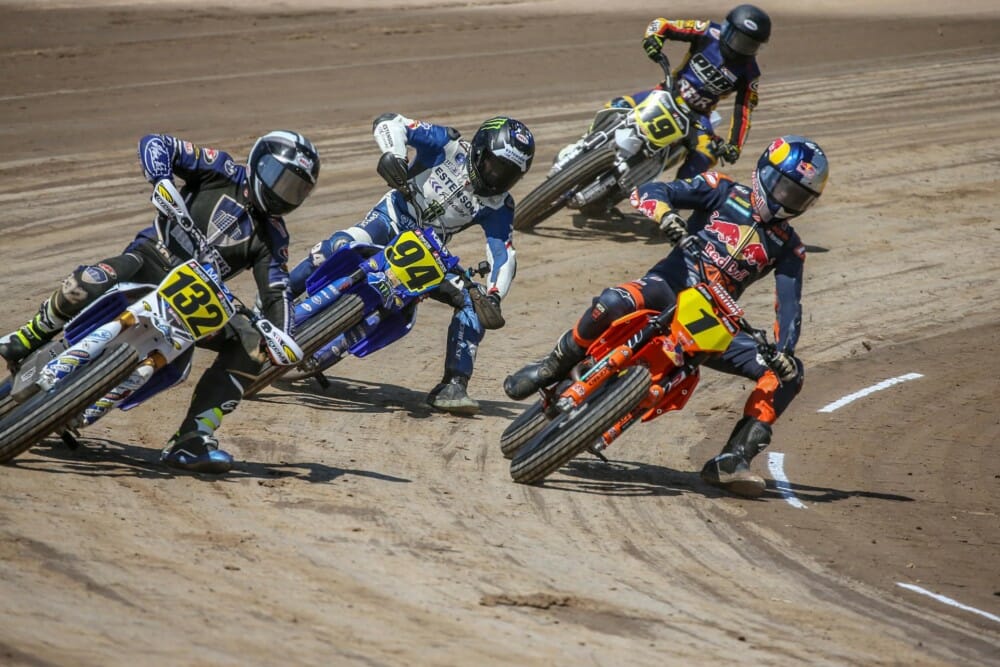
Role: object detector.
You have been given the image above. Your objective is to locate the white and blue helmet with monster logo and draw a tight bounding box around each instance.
[467,117,535,197]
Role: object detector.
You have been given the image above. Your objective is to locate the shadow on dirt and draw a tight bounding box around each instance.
[251,376,525,420]
[532,457,915,503]
[520,209,667,245]
[9,437,409,485]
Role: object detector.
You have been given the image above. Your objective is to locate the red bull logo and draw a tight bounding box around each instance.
[704,214,770,270]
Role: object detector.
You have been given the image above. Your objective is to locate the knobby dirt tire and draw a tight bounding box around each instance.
[243,293,365,398]
[0,343,138,463]
[513,145,616,231]
[510,366,651,484]
[500,399,549,460]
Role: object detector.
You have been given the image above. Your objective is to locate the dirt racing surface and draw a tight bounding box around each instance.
[1,1,998,665]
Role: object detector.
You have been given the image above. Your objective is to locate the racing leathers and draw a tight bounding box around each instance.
[560,19,760,182]
[0,133,295,467]
[288,113,517,413]
[505,170,805,495]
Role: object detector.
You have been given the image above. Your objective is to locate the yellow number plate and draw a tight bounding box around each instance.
[385,230,446,292]
[633,92,686,149]
[675,287,734,353]
[157,261,234,338]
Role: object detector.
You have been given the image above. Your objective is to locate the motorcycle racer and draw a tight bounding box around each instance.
[0,131,321,473]
[558,5,769,184]
[505,135,828,497]
[288,113,534,415]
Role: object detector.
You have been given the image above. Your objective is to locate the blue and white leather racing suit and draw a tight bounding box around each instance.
[289,113,516,382]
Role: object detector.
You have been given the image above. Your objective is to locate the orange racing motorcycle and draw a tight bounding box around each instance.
[501,231,785,484]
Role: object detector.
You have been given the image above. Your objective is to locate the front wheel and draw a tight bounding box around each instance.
[243,293,365,398]
[510,366,651,484]
[513,145,616,231]
[0,343,139,463]
[500,399,548,460]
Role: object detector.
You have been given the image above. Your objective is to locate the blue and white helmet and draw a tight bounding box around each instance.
[467,117,535,197]
[247,130,320,217]
[752,135,829,222]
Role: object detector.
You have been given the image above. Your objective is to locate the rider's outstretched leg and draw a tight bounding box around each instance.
[503,329,585,401]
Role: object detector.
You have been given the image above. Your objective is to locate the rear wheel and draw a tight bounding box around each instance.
[510,366,651,484]
[0,344,138,463]
[243,293,365,398]
[513,145,616,231]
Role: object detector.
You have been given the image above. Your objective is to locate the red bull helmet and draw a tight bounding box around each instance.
[751,135,828,223]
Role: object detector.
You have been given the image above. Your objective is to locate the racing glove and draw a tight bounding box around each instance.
[642,34,664,60]
[376,152,411,192]
[715,142,741,165]
[771,351,800,382]
[470,285,505,330]
[659,210,687,244]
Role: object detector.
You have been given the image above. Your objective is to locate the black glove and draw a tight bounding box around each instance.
[470,285,505,330]
[376,151,411,192]
[659,210,687,244]
[715,142,741,165]
[771,351,799,382]
[642,34,664,60]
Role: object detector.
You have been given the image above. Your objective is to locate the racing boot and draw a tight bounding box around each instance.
[0,298,65,369]
[160,432,234,474]
[503,330,585,400]
[699,416,772,498]
[426,374,480,416]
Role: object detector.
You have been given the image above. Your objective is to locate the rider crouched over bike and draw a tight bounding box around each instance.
[559,5,769,182]
[288,113,534,415]
[505,135,828,497]
[0,131,321,473]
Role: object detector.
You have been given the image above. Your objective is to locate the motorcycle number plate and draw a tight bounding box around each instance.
[385,230,446,293]
[633,92,687,149]
[157,260,234,339]
[672,287,734,353]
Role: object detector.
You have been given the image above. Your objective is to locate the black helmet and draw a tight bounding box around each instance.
[467,117,535,197]
[720,4,771,61]
[247,131,320,216]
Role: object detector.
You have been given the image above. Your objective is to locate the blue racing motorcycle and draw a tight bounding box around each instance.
[243,156,489,395]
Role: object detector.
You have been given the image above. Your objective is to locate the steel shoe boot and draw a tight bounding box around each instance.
[160,432,234,474]
[426,374,480,416]
[699,416,772,498]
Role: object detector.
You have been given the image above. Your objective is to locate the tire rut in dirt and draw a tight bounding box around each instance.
[0,344,138,463]
[510,366,651,484]
[513,145,616,231]
[243,294,365,398]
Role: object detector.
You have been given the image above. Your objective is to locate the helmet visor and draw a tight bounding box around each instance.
[760,164,819,214]
[722,23,764,57]
[477,153,523,195]
[257,154,315,208]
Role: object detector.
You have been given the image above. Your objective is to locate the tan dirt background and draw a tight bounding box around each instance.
[0,1,998,665]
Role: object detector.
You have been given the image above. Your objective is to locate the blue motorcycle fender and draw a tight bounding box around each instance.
[304,244,374,296]
[349,306,417,358]
[118,349,193,411]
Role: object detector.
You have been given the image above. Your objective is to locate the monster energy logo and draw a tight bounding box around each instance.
[479,117,509,130]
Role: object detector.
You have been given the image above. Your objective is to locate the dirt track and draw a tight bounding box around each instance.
[1,2,999,665]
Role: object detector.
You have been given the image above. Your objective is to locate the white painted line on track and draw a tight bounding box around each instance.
[896,583,1000,624]
[766,452,806,509]
[818,373,923,413]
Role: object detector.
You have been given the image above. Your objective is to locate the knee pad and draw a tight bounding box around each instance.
[576,286,637,341]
